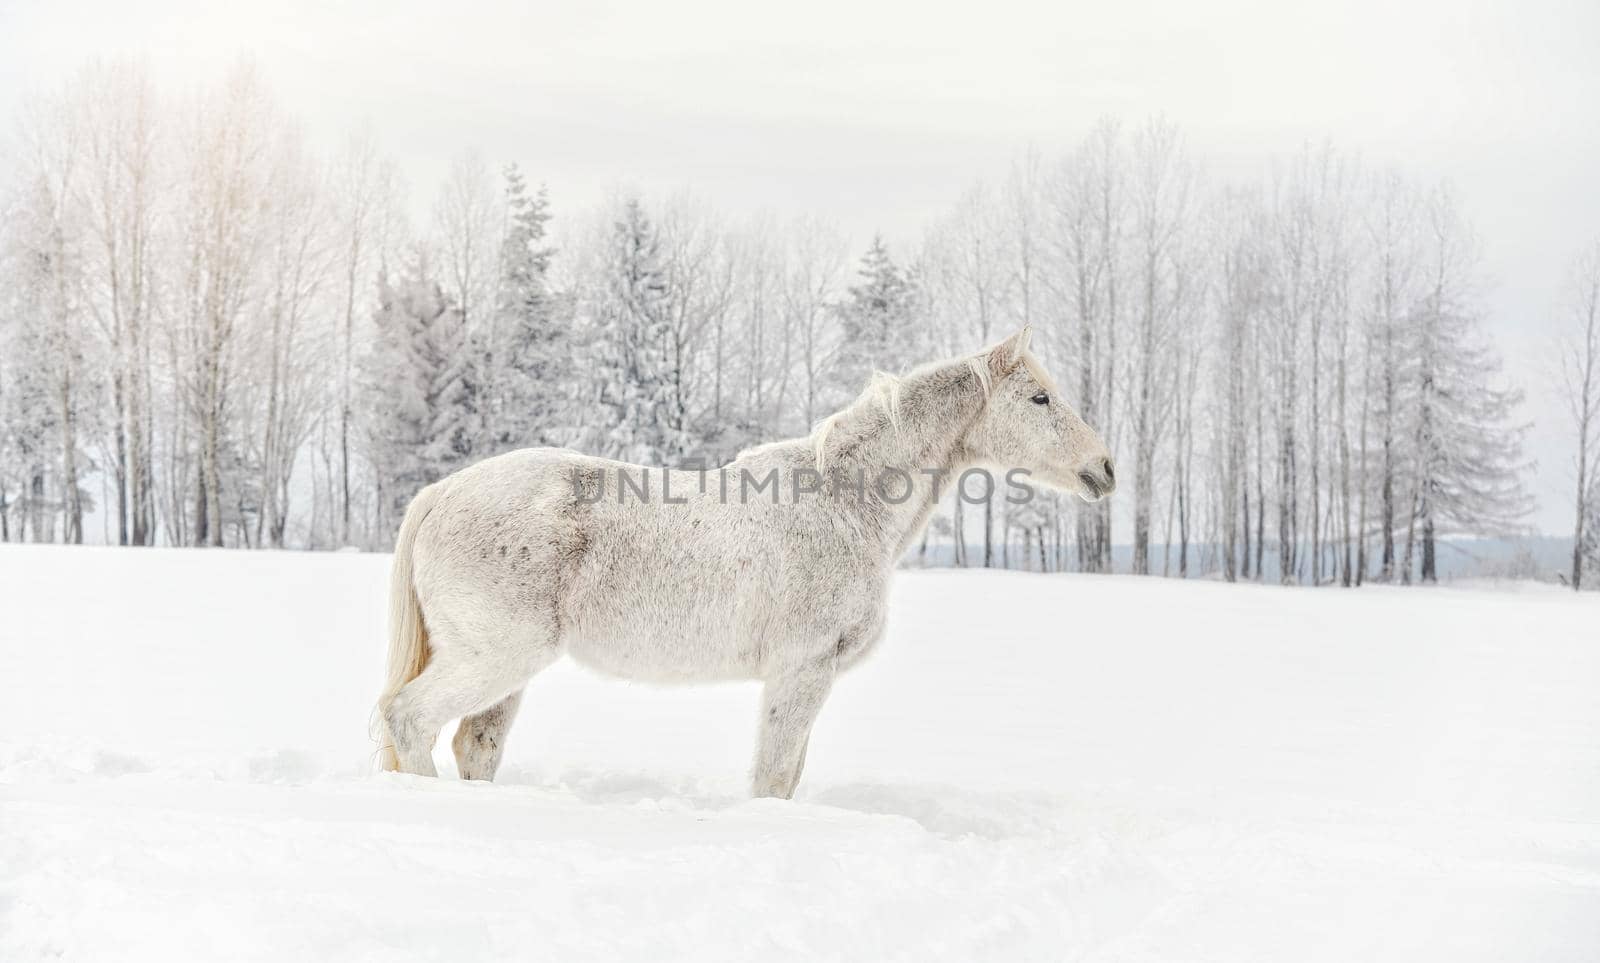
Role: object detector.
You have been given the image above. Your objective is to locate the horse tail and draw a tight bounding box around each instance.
[374,481,444,771]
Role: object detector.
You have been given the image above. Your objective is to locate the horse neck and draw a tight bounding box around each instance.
[826,364,987,557]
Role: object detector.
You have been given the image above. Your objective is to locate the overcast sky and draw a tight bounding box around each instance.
[2,0,1596,534]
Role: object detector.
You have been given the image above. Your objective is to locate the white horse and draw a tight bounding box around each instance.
[376,327,1115,798]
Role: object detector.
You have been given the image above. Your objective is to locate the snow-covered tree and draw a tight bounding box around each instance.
[477,164,561,452]
[832,235,921,405]
[4,91,98,544]
[585,198,686,464]
[1401,189,1531,581]
[361,253,474,535]
[0,59,1548,576]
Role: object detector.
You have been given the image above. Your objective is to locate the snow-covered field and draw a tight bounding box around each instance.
[2,545,1598,961]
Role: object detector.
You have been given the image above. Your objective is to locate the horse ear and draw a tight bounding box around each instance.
[988,326,1032,375]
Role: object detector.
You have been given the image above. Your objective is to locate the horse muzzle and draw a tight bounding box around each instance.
[1076,458,1116,501]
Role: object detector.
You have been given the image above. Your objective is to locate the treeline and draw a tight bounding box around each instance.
[0,61,1546,583]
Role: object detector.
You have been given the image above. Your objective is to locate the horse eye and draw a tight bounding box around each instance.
[1031,393,1049,405]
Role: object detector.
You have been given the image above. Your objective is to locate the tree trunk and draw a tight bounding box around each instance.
[1421,516,1437,583]
[983,498,993,568]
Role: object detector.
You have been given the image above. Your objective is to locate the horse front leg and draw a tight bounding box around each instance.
[752,656,835,799]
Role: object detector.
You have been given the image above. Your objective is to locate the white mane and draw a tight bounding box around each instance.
[811,370,904,471]
[808,347,1035,471]
[741,339,1055,473]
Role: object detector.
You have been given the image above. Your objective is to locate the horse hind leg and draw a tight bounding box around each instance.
[453,688,524,781]
[451,618,563,781]
[383,637,536,778]
[386,607,561,779]
[383,651,488,778]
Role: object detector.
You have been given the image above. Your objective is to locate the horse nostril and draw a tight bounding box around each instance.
[1101,458,1115,484]
[1078,471,1101,495]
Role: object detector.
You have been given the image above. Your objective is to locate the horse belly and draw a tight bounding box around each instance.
[564,622,759,683]
[562,583,765,683]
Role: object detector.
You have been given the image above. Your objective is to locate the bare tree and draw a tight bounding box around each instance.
[1557,242,1600,589]
[433,149,504,377]
[1360,172,1417,580]
[924,182,1012,565]
[783,216,846,429]
[1045,120,1123,573]
[73,60,161,545]
[253,130,334,546]
[171,64,283,545]
[658,196,736,458]
[329,129,403,546]
[1209,186,1273,581]
[1126,120,1191,574]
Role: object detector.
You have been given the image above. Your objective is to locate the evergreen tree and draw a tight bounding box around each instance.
[1403,196,1531,581]
[1,307,65,540]
[2,175,98,543]
[1405,297,1531,580]
[477,164,561,451]
[588,198,685,463]
[832,235,919,400]
[362,253,475,531]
